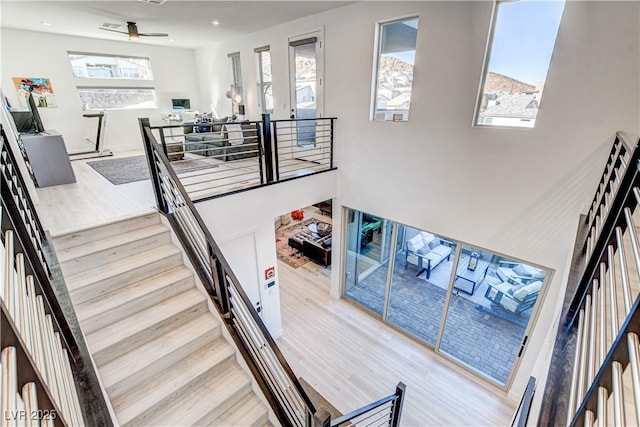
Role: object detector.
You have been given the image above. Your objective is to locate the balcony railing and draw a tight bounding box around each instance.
[146,114,336,201]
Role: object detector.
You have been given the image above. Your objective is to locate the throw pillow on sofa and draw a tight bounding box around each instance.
[407,234,424,252]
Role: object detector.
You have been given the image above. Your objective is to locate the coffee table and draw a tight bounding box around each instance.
[454,254,490,295]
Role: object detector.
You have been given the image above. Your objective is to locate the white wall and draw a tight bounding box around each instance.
[0,28,201,153]
[195,171,338,338]
[194,1,640,415]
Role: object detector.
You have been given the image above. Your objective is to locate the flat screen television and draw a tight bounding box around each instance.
[172,98,191,111]
[27,92,45,133]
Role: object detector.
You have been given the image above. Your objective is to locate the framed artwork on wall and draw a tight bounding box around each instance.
[12,77,57,108]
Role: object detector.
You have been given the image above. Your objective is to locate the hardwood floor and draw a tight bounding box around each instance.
[36,151,516,425]
[276,260,517,426]
[35,150,156,236]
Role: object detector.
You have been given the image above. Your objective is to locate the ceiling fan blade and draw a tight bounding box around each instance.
[139,33,169,37]
[99,27,129,35]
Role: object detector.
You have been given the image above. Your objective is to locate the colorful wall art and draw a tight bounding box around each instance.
[12,77,57,108]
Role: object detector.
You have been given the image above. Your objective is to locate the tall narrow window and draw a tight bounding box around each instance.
[228,52,243,113]
[475,0,566,128]
[255,46,273,114]
[371,16,419,122]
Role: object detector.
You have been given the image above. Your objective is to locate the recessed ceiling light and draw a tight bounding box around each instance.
[211,20,220,26]
[169,39,175,42]
[40,21,51,26]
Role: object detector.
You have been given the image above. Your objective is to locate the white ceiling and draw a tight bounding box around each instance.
[0,1,355,49]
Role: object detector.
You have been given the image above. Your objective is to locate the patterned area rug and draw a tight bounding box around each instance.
[87,155,217,185]
[275,218,331,268]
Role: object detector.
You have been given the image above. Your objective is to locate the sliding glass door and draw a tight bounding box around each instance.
[386,225,456,346]
[344,210,390,316]
[439,246,547,385]
[342,208,549,387]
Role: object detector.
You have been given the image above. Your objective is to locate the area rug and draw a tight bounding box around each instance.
[87,155,217,185]
[275,218,331,268]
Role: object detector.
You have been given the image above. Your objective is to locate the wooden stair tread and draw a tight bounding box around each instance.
[86,288,208,365]
[75,266,194,332]
[206,393,269,427]
[52,211,160,251]
[100,313,221,396]
[141,364,252,427]
[56,214,274,427]
[65,243,181,292]
[57,223,169,264]
[115,346,242,426]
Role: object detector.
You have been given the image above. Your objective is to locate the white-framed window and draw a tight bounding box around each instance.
[474,0,566,128]
[77,87,157,110]
[371,16,419,122]
[68,52,153,80]
[255,46,273,114]
[228,52,243,109]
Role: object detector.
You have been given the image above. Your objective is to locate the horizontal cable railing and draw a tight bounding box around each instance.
[271,117,335,181]
[143,114,336,202]
[315,383,405,427]
[1,125,86,426]
[140,117,318,426]
[149,120,265,201]
[582,134,632,266]
[559,133,640,426]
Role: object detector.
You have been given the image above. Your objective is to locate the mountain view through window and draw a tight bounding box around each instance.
[477,0,566,128]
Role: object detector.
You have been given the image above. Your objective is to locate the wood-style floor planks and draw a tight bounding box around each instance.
[37,149,515,426]
[276,260,517,426]
[35,150,156,236]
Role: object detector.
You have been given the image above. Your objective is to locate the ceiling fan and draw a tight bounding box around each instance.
[99,22,168,40]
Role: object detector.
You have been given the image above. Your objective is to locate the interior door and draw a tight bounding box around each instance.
[220,232,263,317]
[289,30,323,148]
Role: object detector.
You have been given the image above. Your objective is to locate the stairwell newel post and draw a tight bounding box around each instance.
[311,408,331,427]
[262,113,275,183]
[329,118,335,170]
[390,382,406,427]
[139,118,168,214]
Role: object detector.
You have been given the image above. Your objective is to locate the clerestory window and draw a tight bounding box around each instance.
[474,0,566,128]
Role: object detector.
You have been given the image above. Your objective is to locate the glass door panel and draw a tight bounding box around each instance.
[386,226,457,346]
[438,246,547,385]
[343,209,390,315]
[290,39,317,147]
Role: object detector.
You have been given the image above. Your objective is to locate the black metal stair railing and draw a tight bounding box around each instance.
[140,117,318,426]
[314,383,406,427]
[139,117,406,427]
[539,132,640,426]
[1,124,112,427]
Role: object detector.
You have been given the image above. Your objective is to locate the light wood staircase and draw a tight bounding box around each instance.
[52,211,272,426]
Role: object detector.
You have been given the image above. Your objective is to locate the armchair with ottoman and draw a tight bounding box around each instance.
[484,262,545,316]
[404,231,453,279]
[484,280,542,316]
[496,262,546,287]
[185,119,259,161]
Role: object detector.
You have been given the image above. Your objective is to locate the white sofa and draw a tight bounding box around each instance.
[404,231,453,279]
